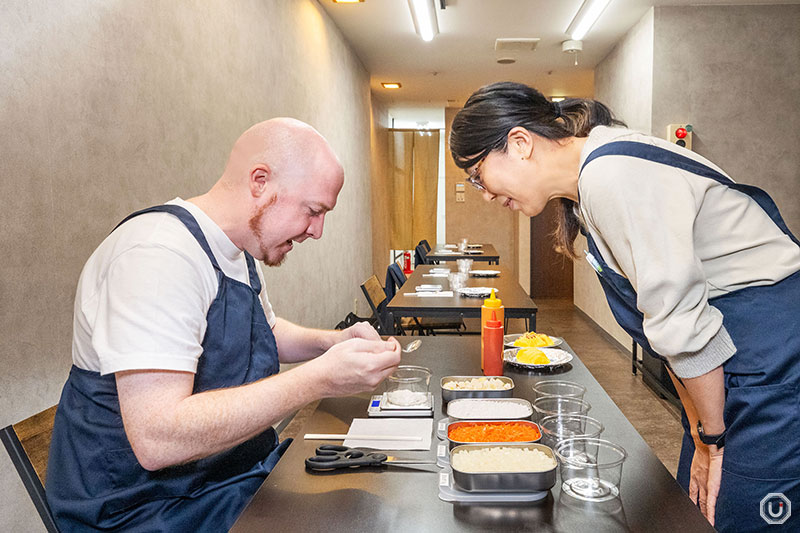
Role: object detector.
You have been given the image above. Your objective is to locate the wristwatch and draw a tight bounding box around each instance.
[697,421,726,449]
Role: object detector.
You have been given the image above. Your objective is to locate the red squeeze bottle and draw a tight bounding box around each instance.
[483,310,504,376]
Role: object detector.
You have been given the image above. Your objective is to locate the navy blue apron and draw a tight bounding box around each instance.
[47,205,290,532]
[580,141,800,532]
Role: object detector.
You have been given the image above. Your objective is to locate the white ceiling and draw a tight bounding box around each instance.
[319,0,798,125]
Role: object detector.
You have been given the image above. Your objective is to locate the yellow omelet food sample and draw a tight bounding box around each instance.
[516,348,550,365]
[513,331,554,348]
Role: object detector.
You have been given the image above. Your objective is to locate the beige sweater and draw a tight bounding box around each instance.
[578,126,800,378]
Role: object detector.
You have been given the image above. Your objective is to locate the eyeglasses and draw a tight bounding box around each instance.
[465,156,487,192]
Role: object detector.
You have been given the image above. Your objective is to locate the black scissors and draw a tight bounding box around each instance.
[305,445,436,472]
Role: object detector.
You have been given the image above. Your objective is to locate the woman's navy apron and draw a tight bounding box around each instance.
[46,205,290,532]
[580,141,800,532]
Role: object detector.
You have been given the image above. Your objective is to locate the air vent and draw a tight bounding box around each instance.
[494,38,540,52]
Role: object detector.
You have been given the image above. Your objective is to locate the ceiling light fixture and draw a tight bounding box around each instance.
[551,97,566,102]
[407,0,439,42]
[565,0,611,41]
[382,82,402,89]
[332,0,363,3]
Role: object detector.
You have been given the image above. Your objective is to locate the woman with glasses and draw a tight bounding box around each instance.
[449,81,800,531]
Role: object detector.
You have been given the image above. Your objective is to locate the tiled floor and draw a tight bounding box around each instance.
[280,298,685,478]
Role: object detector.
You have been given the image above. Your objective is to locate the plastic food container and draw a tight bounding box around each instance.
[449,443,557,493]
[440,376,515,403]
[445,419,541,450]
[554,437,627,502]
[531,380,587,400]
[385,365,432,406]
[532,396,591,422]
[539,414,604,448]
[446,398,533,421]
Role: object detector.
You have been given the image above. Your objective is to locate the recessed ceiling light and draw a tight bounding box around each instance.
[382,82,402,89]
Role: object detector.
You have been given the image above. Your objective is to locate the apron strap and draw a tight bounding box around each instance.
[112,205,223,272]
[244,252,261,293]
[580,141,799,246]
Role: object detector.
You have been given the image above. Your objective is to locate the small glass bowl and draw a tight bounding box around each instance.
[555,437,627,502]
[532,396,591,422]
[539,414,604,448]
[532,380,587,401]
[385,365,432,406]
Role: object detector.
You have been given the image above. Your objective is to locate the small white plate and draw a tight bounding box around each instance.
[456,287,498,298]
[503,348,573,370]
[469,269,500,277]
[503,333,563,349]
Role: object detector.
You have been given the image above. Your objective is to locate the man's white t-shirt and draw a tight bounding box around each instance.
[72,198,276,375]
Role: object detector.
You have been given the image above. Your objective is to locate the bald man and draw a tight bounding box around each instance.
[46,118,401,531]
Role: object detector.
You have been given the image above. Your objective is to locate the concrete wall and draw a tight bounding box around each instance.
[577,8,654,348]
[0,1,373,530]
[653,4,800,235]
[370,96,392,279]
[444,107,518,279]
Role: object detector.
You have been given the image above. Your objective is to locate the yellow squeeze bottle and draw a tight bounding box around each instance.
[480,290,504,370]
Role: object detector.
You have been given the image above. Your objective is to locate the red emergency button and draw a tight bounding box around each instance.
[675,127,688,139]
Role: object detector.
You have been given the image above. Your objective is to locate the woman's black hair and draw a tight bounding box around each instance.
[449,81,626,258]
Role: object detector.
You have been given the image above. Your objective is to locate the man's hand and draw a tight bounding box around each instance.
[310,337,401,397]
[690,440,724,526]
[338,321,382,342]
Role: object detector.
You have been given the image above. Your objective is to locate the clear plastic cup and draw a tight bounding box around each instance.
[532,380,587,401]
[448,272,468,290]
[554,437,627,502]
[539,414,604,448]
[457,258,473,273]
[385,365,432,406]
[532,396,591,421]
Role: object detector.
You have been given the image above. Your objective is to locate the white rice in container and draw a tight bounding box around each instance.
[452,446,556,473]
[447,399,531,420]
[442,377,511,390]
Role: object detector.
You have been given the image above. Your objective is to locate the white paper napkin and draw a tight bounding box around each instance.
[423,273,449,278]
[403,291,454,297]
[344,418,433,450]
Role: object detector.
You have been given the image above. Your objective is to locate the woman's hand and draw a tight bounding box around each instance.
[690,441,724,526]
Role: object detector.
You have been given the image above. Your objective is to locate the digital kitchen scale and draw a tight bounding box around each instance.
[367,393,434,417]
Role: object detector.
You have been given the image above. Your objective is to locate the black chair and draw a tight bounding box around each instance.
[1,406,60,532]
[360,275,423,335]
[414,244,430,266]
[385,264,466,335]
[418,239,431,253]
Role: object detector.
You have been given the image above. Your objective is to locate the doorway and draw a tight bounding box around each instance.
[530,200,574,299]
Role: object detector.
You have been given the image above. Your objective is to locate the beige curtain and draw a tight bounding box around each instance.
[388,130,439,250]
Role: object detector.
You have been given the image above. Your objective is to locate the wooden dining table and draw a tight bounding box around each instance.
[427,243,500,265]
[385,264,537,334]
[231,336,714,533]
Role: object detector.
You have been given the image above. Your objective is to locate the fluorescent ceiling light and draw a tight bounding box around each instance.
[566,0,611,41]
[408,0,439,42]
[382,82,402,89]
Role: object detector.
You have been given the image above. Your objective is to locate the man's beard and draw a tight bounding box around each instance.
[248,196,286,267]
